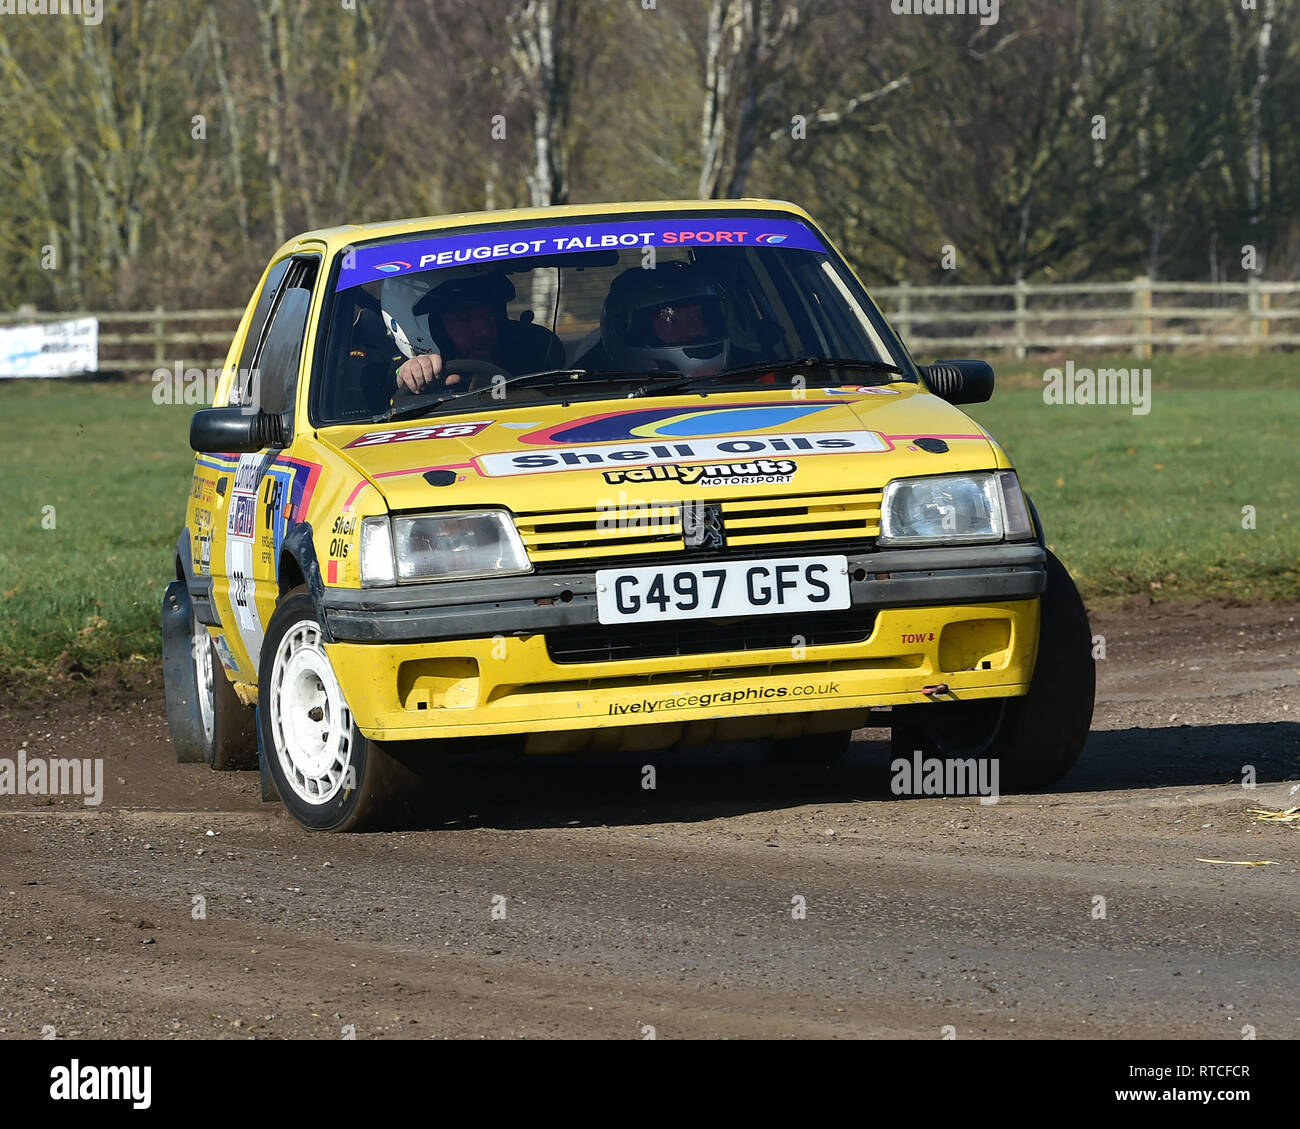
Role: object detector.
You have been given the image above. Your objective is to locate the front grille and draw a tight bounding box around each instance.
[532,540,877,574]
[515,502,683,564]
[545,609,878,664]
[515,489,882,567]
[720,491,882,547]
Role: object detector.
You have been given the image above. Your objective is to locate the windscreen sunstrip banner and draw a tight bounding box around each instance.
[337,217,827,291]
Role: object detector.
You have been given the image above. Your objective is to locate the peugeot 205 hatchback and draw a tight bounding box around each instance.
[161,199,1095,831]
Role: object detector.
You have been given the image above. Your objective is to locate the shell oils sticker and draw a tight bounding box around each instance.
[325,513,357,584]
[479,431,886,477]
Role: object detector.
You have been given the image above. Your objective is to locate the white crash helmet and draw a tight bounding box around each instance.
[379,275,440,360]
[380,266,516,359]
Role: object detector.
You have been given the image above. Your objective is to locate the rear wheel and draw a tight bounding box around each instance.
[259,588,437,831]
[163,581,205,764]
[890,551,1094,789]
[200,620,258,771]
[169,584,261,770]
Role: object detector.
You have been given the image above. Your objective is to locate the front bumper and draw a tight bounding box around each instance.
[320,543,1045,743]
[321,543,1045,643]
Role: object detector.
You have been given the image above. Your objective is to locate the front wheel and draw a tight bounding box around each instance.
[764,730,854,765]
[258,588,437,831]
[891,551,1095,789]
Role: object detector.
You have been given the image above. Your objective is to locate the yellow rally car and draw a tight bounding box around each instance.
[161,199,1095,831]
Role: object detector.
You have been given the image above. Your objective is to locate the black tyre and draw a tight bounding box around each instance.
[764,729,854,765]
[890,551,1095,789]
[162,578,257,768]
[162,580,207,764]
[205,630,259,771]
[889,698,1005,762]
[258,587,437,832]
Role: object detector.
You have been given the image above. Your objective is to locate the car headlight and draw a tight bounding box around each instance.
[878,471,1034,546]
[359,510,531,586]
[360,516,396,585]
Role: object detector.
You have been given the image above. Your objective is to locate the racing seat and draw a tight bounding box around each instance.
[506,313,566,374]
[342,296,401,418]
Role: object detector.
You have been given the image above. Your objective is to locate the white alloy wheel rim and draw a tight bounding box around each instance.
[269,619,354,805]
[192,614,215,745]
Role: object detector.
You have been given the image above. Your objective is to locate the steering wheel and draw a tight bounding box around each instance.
[390,358,514,415]
[442,358,514,393]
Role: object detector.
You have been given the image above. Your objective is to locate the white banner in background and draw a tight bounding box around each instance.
[0,317,98,378]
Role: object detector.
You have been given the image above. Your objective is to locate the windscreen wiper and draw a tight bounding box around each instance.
[729,356,905,379]
[376,368,690,422]
[488,367,688,392]
[378,393,464,423]
[628,356,908,398]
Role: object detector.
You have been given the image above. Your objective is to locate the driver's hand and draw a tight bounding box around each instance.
[396,353,463,395]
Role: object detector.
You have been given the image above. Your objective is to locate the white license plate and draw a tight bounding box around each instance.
[595,555,850,625]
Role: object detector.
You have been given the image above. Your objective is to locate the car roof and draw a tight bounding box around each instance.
[277,198,819,257]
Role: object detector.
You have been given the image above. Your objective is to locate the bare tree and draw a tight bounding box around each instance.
[698,0,801,198]
[1247,0,1277,270]
[0,1,204,304]
[510,0,585,207]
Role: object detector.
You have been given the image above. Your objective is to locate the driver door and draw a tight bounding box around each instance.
[212,253,319,682]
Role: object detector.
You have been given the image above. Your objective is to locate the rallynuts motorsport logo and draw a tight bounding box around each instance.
[601,459,797,487]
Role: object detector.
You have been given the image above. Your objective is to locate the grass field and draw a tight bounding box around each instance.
[0,381,194,676]
[0,353,1296,674]
[966,352,1300,603]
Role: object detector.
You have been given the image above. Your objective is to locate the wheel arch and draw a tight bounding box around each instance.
[175,528,192,584]
[1025,494,1047,548]
[277,521,332,638]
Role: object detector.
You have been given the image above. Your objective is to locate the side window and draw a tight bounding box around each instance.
[245,256,319,434]
[234,258,292,394]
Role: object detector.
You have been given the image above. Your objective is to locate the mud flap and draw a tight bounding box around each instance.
[162,580,206,764]
[256,706,281,802]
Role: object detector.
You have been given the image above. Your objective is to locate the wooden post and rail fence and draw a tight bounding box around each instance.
[2,277,1297,377]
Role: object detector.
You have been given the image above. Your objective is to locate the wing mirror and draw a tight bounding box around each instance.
[190,407,289,453]
[919,359,995,405]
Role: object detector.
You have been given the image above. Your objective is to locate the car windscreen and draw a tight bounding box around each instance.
[312,214,910,426]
